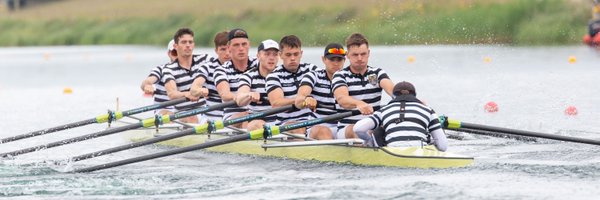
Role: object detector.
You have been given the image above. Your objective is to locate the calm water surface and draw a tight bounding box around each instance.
[0,45,599,199]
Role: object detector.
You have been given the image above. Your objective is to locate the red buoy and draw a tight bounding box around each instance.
[484,101,498,113]
[565,106,578,116]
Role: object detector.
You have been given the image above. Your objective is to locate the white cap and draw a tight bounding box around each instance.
[167,39,175,51]
[257,39,279,52]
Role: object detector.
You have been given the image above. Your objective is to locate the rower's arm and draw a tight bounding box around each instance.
[215,81,235,102]
[334,86,363,109]
[268,88,294,108]
[165,80,196,101]
[429,113,448,152]
[353,117,377,141]
[140,76,158,94]
[294,85,314,109]
[189,77,207,98]
[431,129,448,152]
[235,85,251,106]
[380,78,395,97]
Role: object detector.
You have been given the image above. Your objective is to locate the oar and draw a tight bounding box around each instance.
[0,102,237,158]
[442,117,600,146]
[64,105,294,162]
[71,110,360,173]
[0,98,188,144]
[453,127,537,142]
[126,115,194,128]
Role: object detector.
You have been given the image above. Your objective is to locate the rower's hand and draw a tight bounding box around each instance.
[142,85,155,95]
[303,96,317,111]
[235,93,252,107]
[356,101,373,115]
[294,95,317,111]
[249,92,261,103]
[191,87,209,99]
[184,92,199,102]
[294,95,306,109]
[198,88,209,98]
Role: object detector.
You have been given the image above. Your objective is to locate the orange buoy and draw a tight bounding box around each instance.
[407,56,416,63]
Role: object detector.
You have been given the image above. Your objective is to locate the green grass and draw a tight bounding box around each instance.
[0,0,592,46]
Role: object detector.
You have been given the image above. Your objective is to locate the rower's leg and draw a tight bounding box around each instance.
[344,124,358,139]
[247,119,265,131]
[283,121,306,135]
[179,115,199,124]
[229,111,250,128]
[308,125,334,140]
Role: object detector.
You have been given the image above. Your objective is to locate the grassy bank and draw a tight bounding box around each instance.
[0,0,592,46]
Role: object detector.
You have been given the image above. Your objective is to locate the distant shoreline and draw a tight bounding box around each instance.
[0,0,592,47]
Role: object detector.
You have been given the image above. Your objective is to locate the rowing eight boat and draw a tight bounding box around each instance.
[120,123,474,168]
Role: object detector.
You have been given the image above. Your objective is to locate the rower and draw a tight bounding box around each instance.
[162,28,209,123]
[235,39,280,130]
[266,35,318,135]
[212,28,258,127]
[352,81,448,151]
[332,33,395,140]
[190,31,231,122]
[294,43,346,140]
[139,39,178,116]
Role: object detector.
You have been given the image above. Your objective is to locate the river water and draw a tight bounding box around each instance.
[0,45,599,199]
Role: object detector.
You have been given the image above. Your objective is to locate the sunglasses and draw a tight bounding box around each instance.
[327,48,346,55]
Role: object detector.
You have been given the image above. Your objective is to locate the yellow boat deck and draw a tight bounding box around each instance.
[122,126,474,168]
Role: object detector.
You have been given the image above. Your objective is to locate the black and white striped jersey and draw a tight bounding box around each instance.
[147,54,210,109]
[299,68,337,126]
[161,60,207,111]
[239,67,277,122]
[367,99,442,144]
[147,63,171,108]
[331,65,390,129]
[192,54,211,65]
[193,56,224,119]
[266,63,318,123]
[213,57,258,119]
